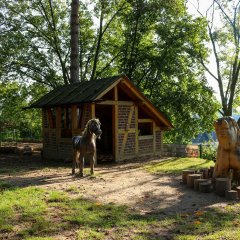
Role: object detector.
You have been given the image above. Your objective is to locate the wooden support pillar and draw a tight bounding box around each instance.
[114,86,119,161]
[91,103,95,118]
[153,121,156,155]
[56,106,61,158]
[71,105,78,129]
[135,105,138,156]
[160,131,163,157]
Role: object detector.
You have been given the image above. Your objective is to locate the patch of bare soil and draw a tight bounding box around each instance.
[0,150,228,239]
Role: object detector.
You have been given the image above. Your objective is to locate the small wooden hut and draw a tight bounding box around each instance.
[27,75,173,162]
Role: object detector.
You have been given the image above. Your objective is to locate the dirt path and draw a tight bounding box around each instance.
[0,153,227,216]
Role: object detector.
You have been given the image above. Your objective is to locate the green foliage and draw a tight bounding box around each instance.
[201,143,217,161]
[144,157,215,174]
[0,81,42,139]
[0,0,219,143]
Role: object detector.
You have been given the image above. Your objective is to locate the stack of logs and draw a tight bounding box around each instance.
[182,167,240,201]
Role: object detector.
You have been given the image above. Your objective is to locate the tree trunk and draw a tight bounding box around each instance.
[70,0,80,83]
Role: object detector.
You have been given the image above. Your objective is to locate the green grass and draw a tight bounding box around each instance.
[173,206,240,240]
[144,157,215,174]
[1,157,240,240]
[0,185,157,239]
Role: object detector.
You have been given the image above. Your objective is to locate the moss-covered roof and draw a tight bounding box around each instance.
[28,75,121,108]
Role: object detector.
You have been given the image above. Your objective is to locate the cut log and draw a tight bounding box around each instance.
[194,179,209,191]
[235,186,240,199]
[215,178,231,197]
[199,182,213,193]
[226,190,238,201]
[187,174,202,188]
[182,170,195,184]
[199,168,209,179]
[208,166,215,178]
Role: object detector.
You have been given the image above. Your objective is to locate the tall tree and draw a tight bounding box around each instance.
[191,0,240,116]
[70,0,80,83]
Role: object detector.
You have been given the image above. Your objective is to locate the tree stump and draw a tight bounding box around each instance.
[187,174,202,188]
[208,166,215,178]
[215,178,231,197]
[226,190,238,201]
[199,168,209,179]
[235,186,240,199]
[194,179,209,191]
[182,170,195,184]
[199,181,213,193]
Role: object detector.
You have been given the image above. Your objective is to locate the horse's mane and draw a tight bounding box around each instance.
[81,118,100,137]
[82,119,91,137]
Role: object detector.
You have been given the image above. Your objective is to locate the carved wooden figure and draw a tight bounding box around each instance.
[213,116,240,178]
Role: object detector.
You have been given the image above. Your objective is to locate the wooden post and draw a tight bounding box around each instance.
[71,105,78,129]
[187,174,202,188]
[56,106,62,159]
[199,144,202,158]
[114,86,119,161]
[182,169,195,184]
[91,103,95,118]
[199,168,209,179]
[153,121,156,155]
[226,190,238,200]
[199,182,213,193]
[215,178,231,197]
[235,186,240,198]
[135,105,138,156]
[209,166,215,178]
[194,179,209,191]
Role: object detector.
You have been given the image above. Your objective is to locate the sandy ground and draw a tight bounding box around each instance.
[0,150,227,217]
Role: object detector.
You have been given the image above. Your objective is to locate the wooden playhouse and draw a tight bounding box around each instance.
[27,75,173,162]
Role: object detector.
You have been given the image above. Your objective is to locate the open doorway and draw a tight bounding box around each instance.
[95,105,114,163]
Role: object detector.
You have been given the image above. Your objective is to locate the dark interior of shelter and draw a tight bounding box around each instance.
[95,105,114,163]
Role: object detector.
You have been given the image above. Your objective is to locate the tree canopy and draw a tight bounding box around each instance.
[0,0,220,143]
[190,0,240,116]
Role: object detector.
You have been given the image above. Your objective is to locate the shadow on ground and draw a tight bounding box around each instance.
[0,151,231,239]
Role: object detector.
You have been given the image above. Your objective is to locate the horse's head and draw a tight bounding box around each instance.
[88,118,102,139]
[214,117,239,150]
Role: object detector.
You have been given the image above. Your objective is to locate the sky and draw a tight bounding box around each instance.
[186,0,220,98]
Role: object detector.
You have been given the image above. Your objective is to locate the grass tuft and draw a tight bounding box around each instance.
[144,157,214,174]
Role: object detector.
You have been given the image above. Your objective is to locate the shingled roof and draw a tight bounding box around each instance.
[27,75,173,129]
[28,75,121,108]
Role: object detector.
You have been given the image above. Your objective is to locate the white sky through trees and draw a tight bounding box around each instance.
[187,0,220,99]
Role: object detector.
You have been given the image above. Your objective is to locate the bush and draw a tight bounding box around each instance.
[200,143,217,161]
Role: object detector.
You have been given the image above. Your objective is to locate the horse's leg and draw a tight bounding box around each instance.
[72,149,76,175]
[90,151,95,175]
[79,153,84,177]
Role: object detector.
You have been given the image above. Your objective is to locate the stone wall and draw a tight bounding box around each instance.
[162,144,199,158]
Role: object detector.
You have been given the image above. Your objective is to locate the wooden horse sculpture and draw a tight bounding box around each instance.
[213,116,240,178]
[72,118,102,176]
